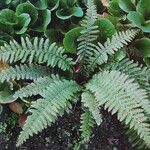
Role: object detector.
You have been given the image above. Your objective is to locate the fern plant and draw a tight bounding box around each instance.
[0,0,149,149]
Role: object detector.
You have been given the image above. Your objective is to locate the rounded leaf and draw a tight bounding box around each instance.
[0,9,18,26]
[95,18,116,43]
[16,2,38,24]
[33,9,51,32]
[29,0,48,10]
[136,0,150,20]
[9,102,23,114]
[15,13,31,34]
[0,91,16,104]
[63,27,82,53]
[118,0,136,13]
[56,7,83,20]
[133,38,150,57]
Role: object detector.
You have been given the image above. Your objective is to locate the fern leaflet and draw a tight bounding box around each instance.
[0,37,74,71]
[16,79,81,146]
[88,30,138,70]
[0,64,51,82]
[86,70,150,147]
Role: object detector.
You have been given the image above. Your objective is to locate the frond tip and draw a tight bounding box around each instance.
[88,30,138,70]
[16,79,81,146]
[80,109,95,143]
[86,70,150,147]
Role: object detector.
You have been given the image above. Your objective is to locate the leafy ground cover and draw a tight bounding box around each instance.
[0,0,150,150]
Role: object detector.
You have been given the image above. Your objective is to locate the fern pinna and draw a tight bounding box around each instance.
[0,0,149,149]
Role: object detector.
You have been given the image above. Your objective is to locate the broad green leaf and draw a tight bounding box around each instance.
[45,29,63,44]
[16,2,38,24]
[29,0,48,10]
[133,38,150,57]
[63,27,82,53]
[118,0,136,13]
[127,11,145,26]
[0,104,3,115]
[48,0,60,11]
[108,0,123,16]
[0,9,18,26]
[0,91,16,104]
[33,9,51,32]
[127,11,150,32]
[56,7,83,20]
[95,18,116,43]
[136,0,150,20]
[15,13,31,34]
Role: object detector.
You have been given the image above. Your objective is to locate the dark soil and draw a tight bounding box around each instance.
[0,104,134,150]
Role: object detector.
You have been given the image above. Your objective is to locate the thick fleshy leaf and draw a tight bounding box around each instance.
[95,18,116,43]
[45,28,63,44]
[9,102,23,114]
[29,0,48,10]
[63,27,82,53]
[127,11,150,32]
[127,11,144,26]
[0,91,16,104]
[133,38,150,57]
[16,2,38,24]
[136,0,150,20]
[0,9,18,26]
[0,104,3,115]
[56,7,83,20]
[33,9,51,32]
[118,0,136,12]
[48,0,60,11]
[108,0,123,17]
[15,13,31,34]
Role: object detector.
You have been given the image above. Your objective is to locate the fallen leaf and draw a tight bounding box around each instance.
[18,114,27,128]
[9,102,23,114]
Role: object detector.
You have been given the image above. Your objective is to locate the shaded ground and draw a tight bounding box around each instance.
[0,104,134,150]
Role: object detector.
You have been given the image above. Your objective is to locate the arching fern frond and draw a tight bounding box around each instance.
[87,30,138,70]
[81,91,102,125]
[77,0,99,60]
[86,70,150,147]
[14,75,60,99]
[0,37,74,71]
[106,58,150,97]
[126,126,148,149]
[17,79,81,146]
[0,64,51,82]
[80,109,95,143]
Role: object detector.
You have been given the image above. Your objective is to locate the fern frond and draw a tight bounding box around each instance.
[77,0,99,60]
[86,70,150,147]
[0,37,74,71]
[14,75,60,99]
[80,109,95,143]
[106,58,150,97]
[126,127,148,149]
[81,91,102,125]
[17,79,81,146]
[0,64,51,82]
[87,30,138,70]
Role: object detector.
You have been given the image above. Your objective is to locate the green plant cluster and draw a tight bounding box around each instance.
[0,0,150,149]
